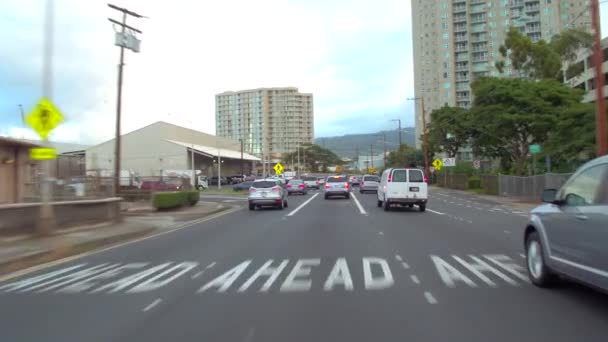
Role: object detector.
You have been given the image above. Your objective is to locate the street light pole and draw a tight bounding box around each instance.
[591,0,607,156]
[240,138,244,176]
[391,119,402,147]
[370,144,374,169]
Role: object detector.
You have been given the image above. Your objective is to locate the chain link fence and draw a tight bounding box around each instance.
[498,173,573,201]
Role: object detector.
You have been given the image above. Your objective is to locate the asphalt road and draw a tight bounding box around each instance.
[1,187,607,342]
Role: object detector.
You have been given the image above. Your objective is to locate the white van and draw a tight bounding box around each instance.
[377,168,428,212]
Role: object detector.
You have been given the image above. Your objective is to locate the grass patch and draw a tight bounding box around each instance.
[200,188,248,197]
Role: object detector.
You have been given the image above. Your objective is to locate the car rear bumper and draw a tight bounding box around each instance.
[386,198,427,204]
[288,189,306,193]
[361,186,378,191]
[325,190,349,195]
[248,198,282,205]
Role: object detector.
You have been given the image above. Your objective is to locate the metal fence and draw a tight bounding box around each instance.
[498,173,573,201]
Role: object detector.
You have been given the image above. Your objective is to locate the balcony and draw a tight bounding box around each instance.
[453,5,466,13]
[472,44,488,53]
[455,76,470,82]
[511,0,524,7]
[454,15,467,23]
[525,5,540,13]
[471,34,488,43]
[456,53,469,62]
[455,64,469,72]
[472,62,489,72]
[454,25,467,32]
[470,5,485,14]
[471,24,486,33]
[470,15,486,24]
[456,83,470,91]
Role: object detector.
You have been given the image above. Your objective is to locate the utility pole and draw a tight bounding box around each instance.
[240,138,244,176]
[18,104,25,126]
[392,119,402,147]
[297,143,300,177]
[408,97,430,178]
[383,133,387,168]
[591,0,607,156]
[355,145,360,172]
[370,144,374,169]
[108,4,145,194]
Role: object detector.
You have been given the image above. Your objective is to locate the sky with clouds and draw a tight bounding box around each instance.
[1,0,607,144]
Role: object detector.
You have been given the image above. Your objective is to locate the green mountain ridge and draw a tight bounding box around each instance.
[314,128,417,158]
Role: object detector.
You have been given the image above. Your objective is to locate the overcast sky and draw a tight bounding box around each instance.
[1,1,607,144]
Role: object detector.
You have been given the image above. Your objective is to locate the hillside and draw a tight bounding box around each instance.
[314,128,416,158]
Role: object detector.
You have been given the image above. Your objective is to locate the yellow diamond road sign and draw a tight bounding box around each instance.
[26,97,64,139]
[368,167,375,174]
[29,147,57,160]
[432,158,443,171]
[273,163,283,175]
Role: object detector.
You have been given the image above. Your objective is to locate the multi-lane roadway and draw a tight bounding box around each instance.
[1,187,607,341]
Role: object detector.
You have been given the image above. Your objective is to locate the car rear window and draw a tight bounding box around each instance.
[290,180,304,184]
[408,170,424,182]
[391,170,407,182]
[303,176,317,181]
[363,176,379,182]
[327,176,347,183]
[252,181,278,188]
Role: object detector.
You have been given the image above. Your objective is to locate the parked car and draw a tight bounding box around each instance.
[523,155,608,291]
[209,177,228,186]
[302,176,320,189]
[324,175,351,199]
[286,179,307,195]
[377,168,427,212]
[139,180,180,191]
[360,174,380,193]
[233,181,254,191]
[349,176,360,186]
[317,177,326,186]
[248,179,288,210]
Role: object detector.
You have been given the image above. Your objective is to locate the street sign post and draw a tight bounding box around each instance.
[29,148,57,160]
[368,167,375,174]
[273,163,283,175]
[529,144,541,154]
[335,165,343,173]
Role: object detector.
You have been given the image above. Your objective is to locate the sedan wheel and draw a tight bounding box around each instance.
[526,232,557,287]
[383,198,390,212]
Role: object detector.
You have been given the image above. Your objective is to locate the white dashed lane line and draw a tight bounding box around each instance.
[142,298,162,312]
[410,275,420,285]
[424,291,438,304]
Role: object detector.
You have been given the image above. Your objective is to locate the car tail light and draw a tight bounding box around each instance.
[344,182,349,188]
[316,181,319,185]
[388,173,392,182]
[361,181,365,187]
[423,175,428,183]
[286,184,292,189]
[271,186,282,192]
[325,184,330,189]
[299,184,305,188]
[249,187,257,193]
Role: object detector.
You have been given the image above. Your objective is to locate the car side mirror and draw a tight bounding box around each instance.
[541,189,558,204]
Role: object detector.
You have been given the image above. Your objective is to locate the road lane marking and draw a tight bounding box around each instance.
[395,255,403,261]
[427,209,446,215]
[401,262,410,270]
[191,271,204,279]
[350,193,367,215]
[519,254,526,258]
[504,230,511,234]
[424,291,438,304]
[142,298,162,312]
[206,262,217,269]
[286,193,319,217]
[410,275,420,285]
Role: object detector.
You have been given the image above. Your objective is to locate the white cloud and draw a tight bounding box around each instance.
[2,0,414,144]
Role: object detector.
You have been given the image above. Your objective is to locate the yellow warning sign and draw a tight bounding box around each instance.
[368,167,375,174]
[432,158,443,171]
[335,165,343,173]
[29,148,57,160]
[25,98,64,139]
[273,163,284,175]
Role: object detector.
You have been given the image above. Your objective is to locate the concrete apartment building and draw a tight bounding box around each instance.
[215,87,314,162]
[564,37,608,103]
[411,0,591,149]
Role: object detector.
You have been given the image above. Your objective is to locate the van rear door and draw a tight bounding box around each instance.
[406,169,427,199]
[386,169,409,199]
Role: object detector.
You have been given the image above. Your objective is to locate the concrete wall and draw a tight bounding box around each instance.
[0,198,122,235]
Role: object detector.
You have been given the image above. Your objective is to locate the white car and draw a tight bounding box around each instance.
[377,168,428,212]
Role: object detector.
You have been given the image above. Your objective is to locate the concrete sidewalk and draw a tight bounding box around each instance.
[0,201,235,276]
[430,186,540,211]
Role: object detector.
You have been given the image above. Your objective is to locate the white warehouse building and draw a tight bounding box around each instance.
[85,121,260,178]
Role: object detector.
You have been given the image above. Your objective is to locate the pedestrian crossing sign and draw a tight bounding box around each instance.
[25,98,64,139]
[273,163,283,175]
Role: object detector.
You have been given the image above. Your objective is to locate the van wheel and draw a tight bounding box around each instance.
[383,198,390,211]
[377,200,382,207]
[345,193,350,199]
[419,204,426,212]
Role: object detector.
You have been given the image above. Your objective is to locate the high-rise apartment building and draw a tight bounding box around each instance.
[215,87,314,160]
[411,0,591,149]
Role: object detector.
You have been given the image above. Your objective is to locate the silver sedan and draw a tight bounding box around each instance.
[248,179,288,210]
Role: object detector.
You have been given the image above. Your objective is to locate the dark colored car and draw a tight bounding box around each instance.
[209,177,228,186]
[233,181,254,191]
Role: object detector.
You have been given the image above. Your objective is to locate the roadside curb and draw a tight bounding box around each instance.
[0,205,239,280]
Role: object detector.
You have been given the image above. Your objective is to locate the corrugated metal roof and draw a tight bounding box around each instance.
[166,139,261,161]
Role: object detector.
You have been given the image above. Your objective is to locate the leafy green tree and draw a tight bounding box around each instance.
[470,77,585,175]
[426,106,469,157]
[495,27,592,81]
[386,144,424,168]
